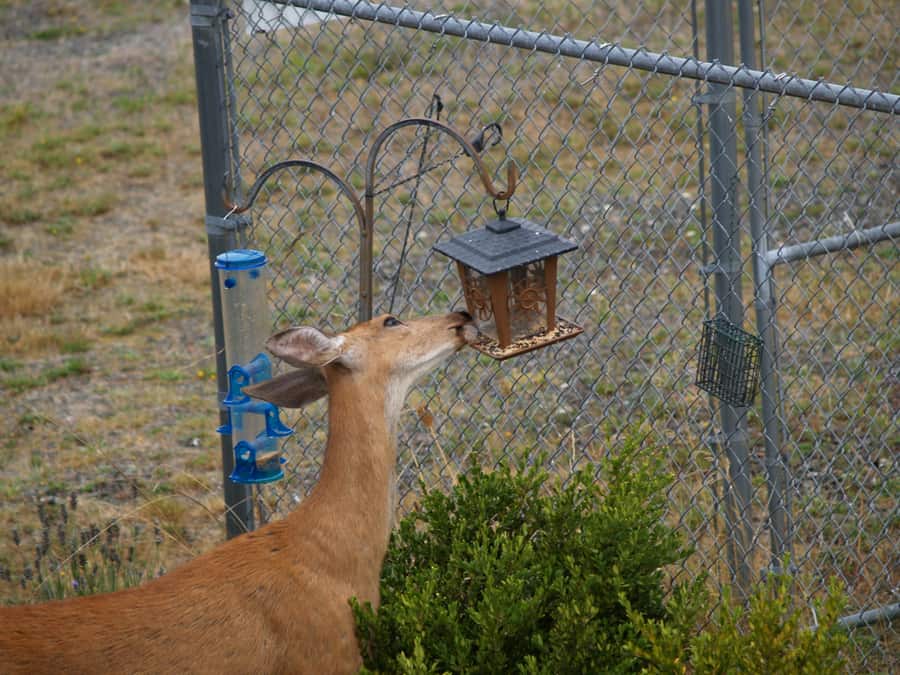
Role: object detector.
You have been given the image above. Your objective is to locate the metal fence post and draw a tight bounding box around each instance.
[190,0,254,538]
[703,0,754,602]
[737,0,792,573]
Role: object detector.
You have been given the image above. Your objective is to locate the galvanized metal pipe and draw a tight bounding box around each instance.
[704,0,753,603]
[767,221,900,267]
[737,0,792,573]
[266,0,900,114]
[837,602,900,630]
[190,0,254,537]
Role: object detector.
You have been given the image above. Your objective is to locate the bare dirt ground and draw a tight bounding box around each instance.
[1,1,228,600]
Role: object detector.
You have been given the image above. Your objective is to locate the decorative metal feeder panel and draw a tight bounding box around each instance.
[434,211,583,360]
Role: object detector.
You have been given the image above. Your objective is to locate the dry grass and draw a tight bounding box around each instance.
[0,261,69,320]
[0,0,223,603]
[129,246,209,287]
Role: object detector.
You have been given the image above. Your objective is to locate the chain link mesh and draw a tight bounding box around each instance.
[221,0,897,666]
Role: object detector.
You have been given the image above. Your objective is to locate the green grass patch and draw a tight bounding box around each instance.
[144,369,185,383]
[102,301,175,337]
[45,358,91,381]
[0,102,41,137]
[160,88,196,107]
[29,24,87,41]
[112,93,155,115]
[30,134,86,170]
[58,336,93,354]
[79,267,113,291]
[68,124,106,143]
[100,140,163,161]
[48,175,74,191]
[61,193,117,219]
[3,358,90,393]
[1,207,41,225]
[126,164,155,179]
[45,218,75,237]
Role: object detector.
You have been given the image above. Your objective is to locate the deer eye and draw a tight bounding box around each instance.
[383,316,403,328]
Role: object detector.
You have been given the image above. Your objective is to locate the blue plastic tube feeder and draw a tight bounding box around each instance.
[215,249,292,484]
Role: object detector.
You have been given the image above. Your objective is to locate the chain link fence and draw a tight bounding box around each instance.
[191,0,897,667]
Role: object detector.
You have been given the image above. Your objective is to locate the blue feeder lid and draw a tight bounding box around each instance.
[214,249,267,271]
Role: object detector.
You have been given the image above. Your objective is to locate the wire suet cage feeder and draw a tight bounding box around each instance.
[695,316,763,407]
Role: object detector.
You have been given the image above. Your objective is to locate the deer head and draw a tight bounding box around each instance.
[245,311,476,412]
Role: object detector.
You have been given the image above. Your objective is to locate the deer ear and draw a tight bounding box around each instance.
[265,327,344,368]
[243,368,327,409]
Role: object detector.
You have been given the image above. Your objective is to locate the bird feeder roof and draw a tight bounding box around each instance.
[433,216,577,276]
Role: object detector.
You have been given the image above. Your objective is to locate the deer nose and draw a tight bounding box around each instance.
[455,310,473,323]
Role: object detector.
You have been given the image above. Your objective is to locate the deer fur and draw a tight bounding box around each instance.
[0,311,476,674]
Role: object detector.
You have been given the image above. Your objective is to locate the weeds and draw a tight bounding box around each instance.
[29,25,87,41]
[78,267,113,291]
[1,207,42,226]
[1,492,164,603]
[0,262,68,320]
[60,193,117,219]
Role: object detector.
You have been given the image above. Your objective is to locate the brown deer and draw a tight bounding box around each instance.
[0,311,476,674]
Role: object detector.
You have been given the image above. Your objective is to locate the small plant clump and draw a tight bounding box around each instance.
[353,439,848,673]
[0,492,165,603]
[626,573,848,674]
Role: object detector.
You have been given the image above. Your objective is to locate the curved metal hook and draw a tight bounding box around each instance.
[470,122,503,153]
[364,117,517,201]
[222,159,372,322]
[223,159,367,234]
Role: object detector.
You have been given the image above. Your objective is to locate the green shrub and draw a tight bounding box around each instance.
[353,439,848,674]
[626,573,848,674]
[353,439,690,673]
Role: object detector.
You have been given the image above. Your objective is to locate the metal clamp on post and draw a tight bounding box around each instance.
[691,84,737,106]
[699,259,743,278]
[190,2,231,28]
[705,428,750,448]
[759,561,798,581]
[692,88,737,107]
[742,106,764,134]
[206,213,252,236]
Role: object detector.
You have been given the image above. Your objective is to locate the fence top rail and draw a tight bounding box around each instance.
[255,0,900,114]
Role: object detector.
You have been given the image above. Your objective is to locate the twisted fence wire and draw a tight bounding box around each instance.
[223,0,897,666]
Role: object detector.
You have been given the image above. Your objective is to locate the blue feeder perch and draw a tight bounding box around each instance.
[214,249,292,484]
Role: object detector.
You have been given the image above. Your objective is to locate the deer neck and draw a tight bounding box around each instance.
[289,368,408,563]
[322,371,399,493]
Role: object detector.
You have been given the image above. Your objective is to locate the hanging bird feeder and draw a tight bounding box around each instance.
[695,315,762,407]
[434,201,583,360]
[214,249,293,484]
